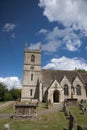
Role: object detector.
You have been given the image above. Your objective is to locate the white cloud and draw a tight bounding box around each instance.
[0,77,22,90]
[42,40,61,52]
[63,33,81,51]
[65,41,81,51]
[39,29,48,34]
[39,0,87,34]
[35,27,81,52]
[2,23,16,32]
[43,56,87,70]
[28,40,61,53]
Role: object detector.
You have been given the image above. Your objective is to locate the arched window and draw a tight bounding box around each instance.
[64,84,69,96]
[31,55,35,62]
[31,73,33,81]
[76,85,81,95]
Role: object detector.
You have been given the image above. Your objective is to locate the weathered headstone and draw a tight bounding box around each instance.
[68,114,75,130]
[64,107,70,117]
[3,123,10,130]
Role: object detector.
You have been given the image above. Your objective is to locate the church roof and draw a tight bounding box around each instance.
[80,73,87,84]
[41,69,87,87]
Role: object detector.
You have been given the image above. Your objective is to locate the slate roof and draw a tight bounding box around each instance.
[80,73,87,84]
[41,69,87,87]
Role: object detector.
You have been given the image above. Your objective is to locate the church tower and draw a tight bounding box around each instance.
[21,44,41,102]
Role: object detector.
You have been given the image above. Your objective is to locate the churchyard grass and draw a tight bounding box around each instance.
[0,101,8,104]
[68,104,87,130]
[37,102,48,111]
[0,111,68,130]
[0,103,87,130]
[0,103,68,130]
[0,102,4,104]
[0,104,15,114]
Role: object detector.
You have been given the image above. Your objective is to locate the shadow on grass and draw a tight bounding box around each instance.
[77,125,83,130]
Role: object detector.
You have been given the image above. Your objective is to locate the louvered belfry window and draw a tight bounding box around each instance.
[31,55,35,62]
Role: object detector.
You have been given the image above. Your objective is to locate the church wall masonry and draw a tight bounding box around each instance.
[21,46,87,103]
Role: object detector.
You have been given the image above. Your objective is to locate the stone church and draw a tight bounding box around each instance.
[21,46,87,103]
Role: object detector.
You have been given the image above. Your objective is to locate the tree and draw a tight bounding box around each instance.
[0,83,8,101]
[10,88,21,100]
[0,83,21,101]
[77,69,86,73]
[4,92,13,101]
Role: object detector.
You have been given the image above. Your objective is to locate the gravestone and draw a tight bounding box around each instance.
[68,114,75,130]
[14,103,37,118]
[3,123,10,130]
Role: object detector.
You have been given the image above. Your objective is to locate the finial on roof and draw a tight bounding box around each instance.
[75,67,77,71]
[39,43,42,50]
[31,43,33,50]
[25,42,28,48]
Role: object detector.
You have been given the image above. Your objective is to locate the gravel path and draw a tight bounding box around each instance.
[37,103,63,115]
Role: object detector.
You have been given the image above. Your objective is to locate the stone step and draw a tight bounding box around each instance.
[37,103,63,115]
[50,103,63,112]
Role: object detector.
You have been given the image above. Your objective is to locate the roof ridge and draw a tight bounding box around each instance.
[42,69,76,72]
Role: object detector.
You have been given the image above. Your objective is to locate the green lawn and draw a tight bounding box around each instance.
[0,103,68,130]
[0,105,15,114]
[0,103,87,130]
[0,101,8,104]
[0,111,68,130]
[68,105,87,130]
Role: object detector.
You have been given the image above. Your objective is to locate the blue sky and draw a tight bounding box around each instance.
[0,0,87,89]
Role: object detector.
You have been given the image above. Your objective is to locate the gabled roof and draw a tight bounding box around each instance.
[47,79,60,90]
[80,73,87,83]
[41,69,86,87]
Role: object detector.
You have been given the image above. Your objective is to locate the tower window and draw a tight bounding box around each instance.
[30,89,33,96]
[31,73,33,81]
[31,55,35,62]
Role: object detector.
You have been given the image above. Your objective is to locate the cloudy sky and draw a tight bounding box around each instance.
[0,0,87,89]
